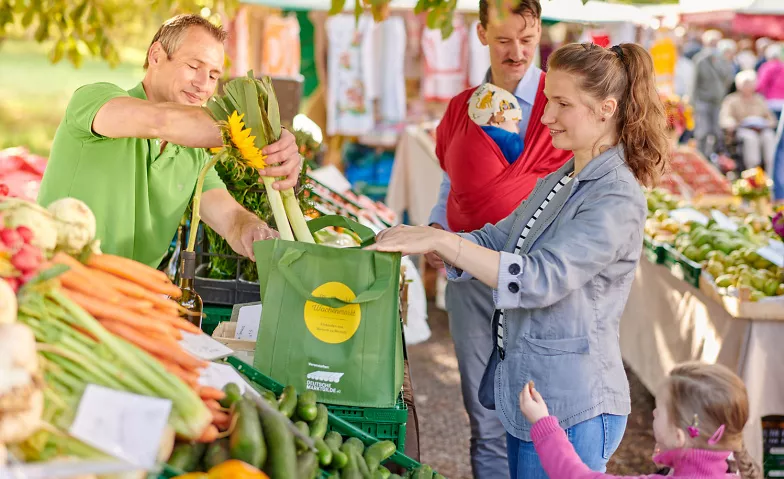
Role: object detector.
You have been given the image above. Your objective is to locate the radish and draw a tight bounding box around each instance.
[15,226,33,244]
[0,228,21,250]
[10,244,41,273]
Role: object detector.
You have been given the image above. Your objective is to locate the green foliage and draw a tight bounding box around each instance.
[0,0,238,68]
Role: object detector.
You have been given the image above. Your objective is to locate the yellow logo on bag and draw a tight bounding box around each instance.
[304,282,361,344]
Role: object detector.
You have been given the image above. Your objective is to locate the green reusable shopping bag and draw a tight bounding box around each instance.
[252,216,404,408]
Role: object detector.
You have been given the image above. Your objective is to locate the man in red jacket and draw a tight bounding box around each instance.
[425,1,571,476]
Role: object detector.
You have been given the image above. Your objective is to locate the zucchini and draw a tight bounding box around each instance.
[202,438,230,470]
[220,383,243,408]
[388,475,403,479]
[339,442,363,479]
[378,465,391,479]
[259,400,298,479]
[166,442,205,472]
[412,465,433,479]
[297,390,319,422]
[277,385,297,418]
[324,431,348,469]
[261,390,278,409]
[364,440,396,471]
[309,403,329,440]
[229,398,266,468]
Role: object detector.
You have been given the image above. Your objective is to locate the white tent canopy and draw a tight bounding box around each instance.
[678,0,784,15]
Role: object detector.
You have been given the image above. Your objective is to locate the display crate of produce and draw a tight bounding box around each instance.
[228,357,410,456]
[201,305,232,335]
[643,236,667,265]
[699,273,784,321]
[663,243,702,289]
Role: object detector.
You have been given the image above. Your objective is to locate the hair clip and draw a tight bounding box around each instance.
[707,424,726,445]
[687,414,700,438]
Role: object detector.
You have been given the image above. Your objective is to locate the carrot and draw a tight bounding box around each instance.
[98,318,177,340]
[98,320,207,370]
[144,308,202,335]
[211,410,231,430]
[196,424,219,443]
[199,387,226,402]
[158,361,199,388]
[63,289,175,338]
[203,399,222,410]
[52,253,126,302]
[87,253,182,298]
[87,268,183,310]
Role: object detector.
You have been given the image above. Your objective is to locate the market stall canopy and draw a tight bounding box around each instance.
[733,0,784,39]
[678,0,751,24]
[241,0,652,24]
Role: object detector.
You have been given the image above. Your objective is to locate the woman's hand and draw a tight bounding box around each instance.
[519,381,550,425]
[365,225,449,257]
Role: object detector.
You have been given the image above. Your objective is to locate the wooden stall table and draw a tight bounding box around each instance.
[620,257,784,465]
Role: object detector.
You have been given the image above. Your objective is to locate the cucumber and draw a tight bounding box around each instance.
[372,471,386,479]
[229,398,266,468]
[294,421,311,452]
[355,451,370,477]
[202,437,230,470]
[261,390,278,409]
[433,474,446,479]
[344,437,365,455]
[377,465,391,479]
[259,400,298,479]
[220,383,243,408]
[309,403,329,440]
[340,442,363,479]
[388,475,403,479]
[277,385,297,418]
[296,450,319,479]
[364,440,396,471]
[166,442,205,472]
[297,390,319,422]
[412,465,433,479]
[324,431,348,468]
[314,438,333,467]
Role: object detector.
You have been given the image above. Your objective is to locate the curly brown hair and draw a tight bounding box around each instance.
[547,43,670,187]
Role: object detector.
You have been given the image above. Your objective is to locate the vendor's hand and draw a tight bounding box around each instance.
[227,216,279,261]
[519,381,549,425]
[258,128,302,190]
[365,225,445,256]
[424,223,445,269]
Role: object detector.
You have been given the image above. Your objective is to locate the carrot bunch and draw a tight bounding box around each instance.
[51,252,230,440]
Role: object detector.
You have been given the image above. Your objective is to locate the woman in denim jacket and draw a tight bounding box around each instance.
[368,43,670,479]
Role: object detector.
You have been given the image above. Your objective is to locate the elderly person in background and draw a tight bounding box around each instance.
[693,30,736,158]
[755,37,773,70]
[720,70,778,173]
[757,43,784,119]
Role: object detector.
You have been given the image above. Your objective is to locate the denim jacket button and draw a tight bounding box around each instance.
[508,263,521,275]
[508,282,520,293]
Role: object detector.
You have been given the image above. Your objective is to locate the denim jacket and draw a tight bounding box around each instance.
[447,145,645,441]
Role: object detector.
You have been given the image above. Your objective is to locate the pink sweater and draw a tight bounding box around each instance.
[757,60,784,101]
[531,416,735,479]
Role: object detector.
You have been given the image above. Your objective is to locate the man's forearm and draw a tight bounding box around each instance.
[154,103,222,148]
[200,189,261,239]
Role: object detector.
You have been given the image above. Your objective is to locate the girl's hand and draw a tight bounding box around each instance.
[519,381,550,424]
[365,225,448,256]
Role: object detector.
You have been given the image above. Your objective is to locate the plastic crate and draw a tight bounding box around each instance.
[643,236,667,265]
[663,244,702,288]
[227,357,422,471]
[201,305,232,336]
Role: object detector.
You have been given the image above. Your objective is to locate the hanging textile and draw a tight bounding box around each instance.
[468,19,491,88]
[371,16,407,123]
[421,15,468,102]
[260,14,301,78]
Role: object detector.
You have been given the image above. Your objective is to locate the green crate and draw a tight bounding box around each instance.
[201,305,232,336]
[663,244,702,289]
[228,357,423,472]
[643,236,667,265]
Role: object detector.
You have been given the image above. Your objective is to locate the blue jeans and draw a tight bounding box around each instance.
[506,414,628,479]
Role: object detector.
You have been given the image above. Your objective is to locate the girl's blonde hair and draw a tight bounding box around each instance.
[667,362,760,479]
[547,43,670,187]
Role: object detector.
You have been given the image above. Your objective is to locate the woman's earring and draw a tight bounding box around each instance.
[601,117,607,122]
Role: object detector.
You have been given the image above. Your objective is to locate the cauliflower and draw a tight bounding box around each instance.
[47,198,97,253]
[0,198,58,254]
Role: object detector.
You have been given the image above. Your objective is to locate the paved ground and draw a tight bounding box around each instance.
[408,302,658,479]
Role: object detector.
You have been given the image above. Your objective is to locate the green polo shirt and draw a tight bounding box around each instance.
[38,82,226,268]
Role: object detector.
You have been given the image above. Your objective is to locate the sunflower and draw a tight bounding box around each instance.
[225,111,266,169]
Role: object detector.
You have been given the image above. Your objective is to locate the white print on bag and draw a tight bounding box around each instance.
[306,369,344,394]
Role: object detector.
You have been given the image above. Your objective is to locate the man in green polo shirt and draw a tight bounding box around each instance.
[38,14,303,268]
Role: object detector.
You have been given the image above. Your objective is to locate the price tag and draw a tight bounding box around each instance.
[198,362,260,398]
[234,304,263,341]
[669,208,709,226]
[179,331,234,361]
[309,165,352,194]
[710,210,738,231]
[69,385,171,468]
[757,239,784,267]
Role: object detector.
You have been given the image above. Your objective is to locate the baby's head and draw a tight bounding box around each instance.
[469,83,522,134]
[654,362,758,477]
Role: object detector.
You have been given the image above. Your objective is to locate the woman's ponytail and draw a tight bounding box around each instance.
[548,43,670,187]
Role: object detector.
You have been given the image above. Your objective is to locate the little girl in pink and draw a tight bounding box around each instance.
[520,362,760,479]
